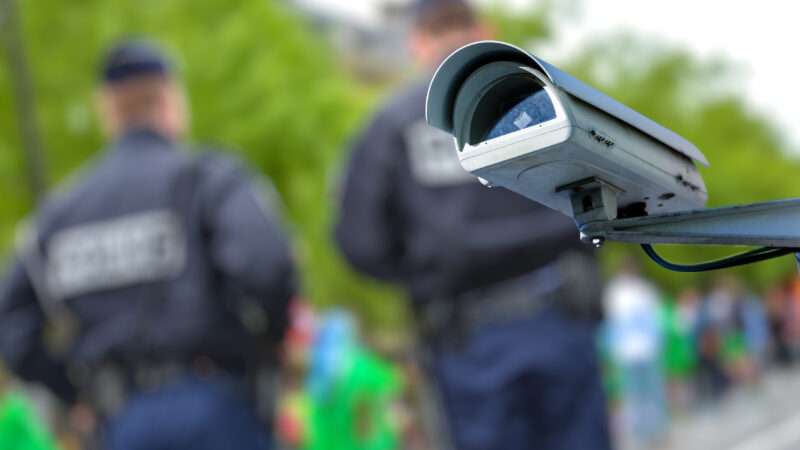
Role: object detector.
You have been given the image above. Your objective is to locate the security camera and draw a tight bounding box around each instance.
[427,40,800,272]
[426,41,708,224]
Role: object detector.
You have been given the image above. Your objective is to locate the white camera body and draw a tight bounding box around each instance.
[426,41,709,223]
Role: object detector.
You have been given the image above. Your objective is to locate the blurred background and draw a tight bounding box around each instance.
[2,0,800,449]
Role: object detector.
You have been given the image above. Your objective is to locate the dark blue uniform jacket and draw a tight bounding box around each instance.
[0,129,296,402]
[335,82,587,304]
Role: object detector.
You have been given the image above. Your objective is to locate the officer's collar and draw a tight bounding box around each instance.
[115,127,175,150]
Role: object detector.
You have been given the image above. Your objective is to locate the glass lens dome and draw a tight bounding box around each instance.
[485,89,556,140]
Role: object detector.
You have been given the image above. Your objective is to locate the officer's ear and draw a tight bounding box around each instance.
[474,21,494,41]
[162,80,189,139]
[95,87,121,138]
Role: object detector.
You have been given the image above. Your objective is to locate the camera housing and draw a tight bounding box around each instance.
[426,41,709,224]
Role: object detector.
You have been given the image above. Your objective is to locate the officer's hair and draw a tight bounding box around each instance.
[413,3,477,35]
[105,75,171,126]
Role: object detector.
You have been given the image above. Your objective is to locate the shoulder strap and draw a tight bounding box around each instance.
[168,150,243,230]
[191,152,246,211]
[14,222,59,316]
[14,222,79,357]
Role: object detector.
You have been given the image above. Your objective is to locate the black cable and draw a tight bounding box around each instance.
[640,244,797,273]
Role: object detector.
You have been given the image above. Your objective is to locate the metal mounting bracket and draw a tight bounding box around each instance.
[579,198,800,249]
[560,177,622,223]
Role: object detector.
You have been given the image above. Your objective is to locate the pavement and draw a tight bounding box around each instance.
[663,368,800,450]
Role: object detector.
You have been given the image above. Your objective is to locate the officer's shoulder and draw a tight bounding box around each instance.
[32,155,107,234]
[190,147,251,180]
[188,147,268,200]
[190,147,286,218]
[371,81,428,130]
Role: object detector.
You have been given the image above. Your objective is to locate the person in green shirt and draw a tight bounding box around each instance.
[306,312,402,450]
[0,392,59,450]
[660,290,700,411]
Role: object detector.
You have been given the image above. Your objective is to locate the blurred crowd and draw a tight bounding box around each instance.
[602,262,800,448]
[274,303,434,450]
[6,268,800,450]
[225,266,800,450]
[271,266,800,450]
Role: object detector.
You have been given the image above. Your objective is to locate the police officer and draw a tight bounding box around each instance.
[334,1,611,449]
[0,40,296,449]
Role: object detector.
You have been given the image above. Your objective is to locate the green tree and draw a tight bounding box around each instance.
[483,1,553,46]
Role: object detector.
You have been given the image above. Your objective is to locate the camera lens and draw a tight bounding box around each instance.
[485,89,556,140]
[452,62,556,150]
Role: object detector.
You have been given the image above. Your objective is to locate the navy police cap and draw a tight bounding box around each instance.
[101,39,172,84]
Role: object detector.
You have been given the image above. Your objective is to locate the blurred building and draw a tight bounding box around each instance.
[291,0,414,82]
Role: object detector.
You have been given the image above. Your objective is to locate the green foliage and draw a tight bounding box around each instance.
[483,1,553,46]
[566,36,800,292]
[0,50,29,254]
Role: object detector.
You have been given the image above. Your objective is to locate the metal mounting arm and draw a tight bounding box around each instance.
[579,198,800,249]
